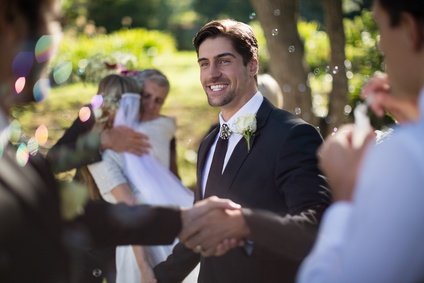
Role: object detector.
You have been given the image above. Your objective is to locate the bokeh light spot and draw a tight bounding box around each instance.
[15,77,26,94]
[79,106,91,122]
[8,120,21,143]
[35,35,55,63]
[53,61,73,84]
[27,137,39,156]
[33,78,51,102]
[12,51,34,77]
[35,124,48,145]
[16,143,29,167]
[91,94,103,109]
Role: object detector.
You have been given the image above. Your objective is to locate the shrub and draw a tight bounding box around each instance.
[49,28,177,84]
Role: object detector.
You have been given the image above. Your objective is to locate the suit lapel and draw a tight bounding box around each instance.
[196,125,219,201]
[218,99,274,195]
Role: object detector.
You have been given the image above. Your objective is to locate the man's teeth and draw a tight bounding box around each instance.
[210,85,226,91]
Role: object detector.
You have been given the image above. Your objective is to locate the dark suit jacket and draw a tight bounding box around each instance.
[154,98,330,283]
[0,143,182,283]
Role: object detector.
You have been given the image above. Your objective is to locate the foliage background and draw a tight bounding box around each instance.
[12,1,385,188]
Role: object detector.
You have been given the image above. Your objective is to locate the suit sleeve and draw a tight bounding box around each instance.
[69,201,182,247]
[46,106,102,173]
[153,241,200,283]
[247,123,331,259]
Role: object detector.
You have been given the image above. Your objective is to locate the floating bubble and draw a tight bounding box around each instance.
[274,9,281,16]
[12,51,34,77]
[79,106,91,122]
[346,71,354,79]
[249,13,256,20]
[295,107,302,115]
[16,143,29,167]
[298,83,306,92]
[15,77,26,94]
[35,35,56,63]
[332,66,339,74]
[344,105,352,115]
[344,59,352,69]
[91,94,103,109]
[325,65,330,73]
[8,120,21,143]
[27,137,39,156]
[78,59,89,69]
[325,116,332,124]
[147,47,158,57]
[282,84,291,93]
[35,124,48,145]
[53,61,72,84]
[348,85,356,93]
[33,78,51,102]
[288,46,295,53]
[184,149,197,164]
[92,269,102,277]
[271,29,279,36]
[313,68,320,76]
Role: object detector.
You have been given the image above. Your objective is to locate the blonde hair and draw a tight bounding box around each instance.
[94,74,141,125]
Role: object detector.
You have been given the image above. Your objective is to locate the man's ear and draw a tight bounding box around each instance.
[401,12,424,50]
[249,57,259,77]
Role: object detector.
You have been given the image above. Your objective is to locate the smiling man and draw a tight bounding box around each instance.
[154,19,330,283]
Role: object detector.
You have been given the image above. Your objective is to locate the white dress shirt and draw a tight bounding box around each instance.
[297,89,424,283]
[201,92,263,197]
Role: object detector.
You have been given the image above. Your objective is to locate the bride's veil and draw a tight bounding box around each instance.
[113,93,194,208]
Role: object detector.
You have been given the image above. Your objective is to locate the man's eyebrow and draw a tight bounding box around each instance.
[197,52,237,63]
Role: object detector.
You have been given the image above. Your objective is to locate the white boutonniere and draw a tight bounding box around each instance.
[235,114,257,152]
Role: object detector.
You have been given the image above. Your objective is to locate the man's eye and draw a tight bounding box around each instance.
[199,62,209,68]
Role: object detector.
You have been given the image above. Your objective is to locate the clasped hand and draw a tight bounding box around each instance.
[179,196,250,257]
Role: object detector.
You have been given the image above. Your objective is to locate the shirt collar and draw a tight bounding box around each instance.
[218,92,263,133]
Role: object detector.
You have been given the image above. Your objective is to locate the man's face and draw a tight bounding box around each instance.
[197,36,257,114]
[140,79,168,121]
[373,1,418,97]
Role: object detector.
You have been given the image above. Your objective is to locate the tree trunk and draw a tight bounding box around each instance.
[250,0,318,125]
[322,0,349,137]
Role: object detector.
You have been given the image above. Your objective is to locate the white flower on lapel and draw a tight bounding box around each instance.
[234,114,257,153]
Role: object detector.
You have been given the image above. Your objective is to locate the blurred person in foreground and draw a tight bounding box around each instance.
[0,0,237,282]
[297,0,424,282]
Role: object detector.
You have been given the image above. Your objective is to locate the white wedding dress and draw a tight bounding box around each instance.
[88,93,199,282]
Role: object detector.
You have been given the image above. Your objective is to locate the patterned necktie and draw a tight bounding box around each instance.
[204,124,231,198]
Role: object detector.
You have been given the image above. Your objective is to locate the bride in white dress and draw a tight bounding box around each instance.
[88,92,199,282]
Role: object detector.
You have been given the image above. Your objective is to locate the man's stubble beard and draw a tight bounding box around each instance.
[206,89,236,108]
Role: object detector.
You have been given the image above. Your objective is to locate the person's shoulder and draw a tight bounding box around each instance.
[157,115,177,130]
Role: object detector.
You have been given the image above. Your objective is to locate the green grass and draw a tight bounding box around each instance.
[16,51,219,189]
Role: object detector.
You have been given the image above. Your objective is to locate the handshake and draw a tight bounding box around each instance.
[179,196,251,257]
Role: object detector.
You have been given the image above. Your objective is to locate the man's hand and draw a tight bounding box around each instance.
[361,72,419,123]
[100,126,151,156]
[318,125,375,202]
[180,196,249,257]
